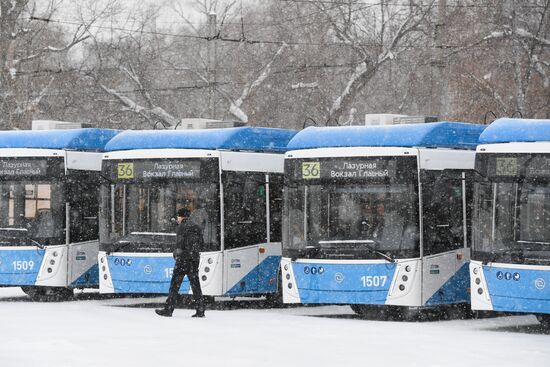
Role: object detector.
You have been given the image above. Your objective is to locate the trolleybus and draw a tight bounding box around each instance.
[0,128,119,300]
[98,127,296,300]
[470,118,550,328]
[281,122,485,318]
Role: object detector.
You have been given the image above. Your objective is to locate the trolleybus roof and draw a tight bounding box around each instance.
[0,129,119,151]
[104,127,297,153]
[286,122,485,150]
[479,118,550,144]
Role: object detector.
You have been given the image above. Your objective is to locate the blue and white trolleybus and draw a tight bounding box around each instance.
[0,128,119,300]
[98,127,296,300]
[281,122,485,317]
[470,118,550,328]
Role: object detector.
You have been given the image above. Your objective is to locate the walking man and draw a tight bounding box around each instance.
[156,208,205,318]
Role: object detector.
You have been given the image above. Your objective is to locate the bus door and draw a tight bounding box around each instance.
[222,172,269,295]
[421,171,470,305]
[66,172,101,287]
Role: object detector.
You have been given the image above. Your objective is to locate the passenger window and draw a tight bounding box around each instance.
[422,171,465,255]
[223,172,267,249]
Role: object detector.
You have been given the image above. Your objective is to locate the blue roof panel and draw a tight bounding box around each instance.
[105,127,298,153]
[479,118,550,144]
[0,129,119,151]
[286,122,486,150]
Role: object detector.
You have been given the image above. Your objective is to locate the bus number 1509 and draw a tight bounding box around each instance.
[361,275,387,287]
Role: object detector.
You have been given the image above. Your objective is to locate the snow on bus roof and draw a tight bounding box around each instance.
[479,118,550,144]
[104,127,298,153]
[286,122,485,150]
[0,129,119,152]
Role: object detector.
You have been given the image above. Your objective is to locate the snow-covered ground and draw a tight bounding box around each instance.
[0,287,548,367]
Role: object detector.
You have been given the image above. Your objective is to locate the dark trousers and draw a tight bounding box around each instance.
[165,258,204,312]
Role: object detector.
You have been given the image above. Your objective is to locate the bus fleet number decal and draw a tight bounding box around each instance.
[12,261,34,271]
[360,275,388,287]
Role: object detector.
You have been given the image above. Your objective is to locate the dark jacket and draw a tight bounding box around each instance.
[174,220,204,261]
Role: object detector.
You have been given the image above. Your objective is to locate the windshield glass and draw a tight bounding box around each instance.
[99,159,220,253]
[0,181,65,246]
[283,156,419,260]
[473,181,550,264]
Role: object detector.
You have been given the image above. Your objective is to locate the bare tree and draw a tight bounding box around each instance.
[0,0,105,129]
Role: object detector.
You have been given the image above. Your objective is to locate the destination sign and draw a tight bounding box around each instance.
[115,160,201,180]
[103,158,221,182]
[482,154,550,178]
[0,159,50,177]
[289,157,413,181]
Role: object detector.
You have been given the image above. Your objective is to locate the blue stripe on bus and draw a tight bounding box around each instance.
[483,265,550,314]
[0,248,45,286]
[107,255,190,294]
[425,263,470,305]
[70,264,99,288]
[225,256,281,296]
[292,262,397,304]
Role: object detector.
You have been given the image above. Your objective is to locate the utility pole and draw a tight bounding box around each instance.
[430,0,448,119]
[207,12,218,119]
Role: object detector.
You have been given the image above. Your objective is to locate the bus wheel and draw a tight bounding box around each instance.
[21,286,74,302]
[536,314,550,329]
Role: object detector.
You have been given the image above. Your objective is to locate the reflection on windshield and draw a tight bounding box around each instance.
[0,181,64,246]
[284,183,419,259]
[100,182,219,252]
[474,181,550,263]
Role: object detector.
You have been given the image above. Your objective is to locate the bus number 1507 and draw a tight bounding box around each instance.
[361,275,387,287]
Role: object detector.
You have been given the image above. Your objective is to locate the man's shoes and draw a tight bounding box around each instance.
[155,308,173,317]
[191,310,205,318]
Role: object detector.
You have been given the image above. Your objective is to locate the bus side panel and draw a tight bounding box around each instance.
[0,247,45,286]
[288,262,397,304]
[422,248,470,305]
[223,242,281,296]
[68,240,100,288]
[482,264,550,314]
[104,254,190,294]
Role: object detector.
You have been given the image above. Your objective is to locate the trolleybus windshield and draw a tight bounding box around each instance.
[0,158,66,247]
[474,153,550,265]
[99,158,220,253]
[284,156,419,260]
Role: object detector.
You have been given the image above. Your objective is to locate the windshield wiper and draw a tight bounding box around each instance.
[27,238,45,249]
[517,240,550,246]
[318,240,396,263]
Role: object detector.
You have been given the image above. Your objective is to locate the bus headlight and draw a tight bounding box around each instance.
[475,278,481,285]
[399,285,405,291]
[477,288,483,295]
[204,267,210,273]
[473,267,478,275]
[284,264,289,271]
[207,258,213,264]
[405,265,411,272]
[53,251,58,257]
[202,275,207,281]
[50,260,55,265]
[402,275,408,282]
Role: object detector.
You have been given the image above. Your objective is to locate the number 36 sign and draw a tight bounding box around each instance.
[302,162,320,179]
